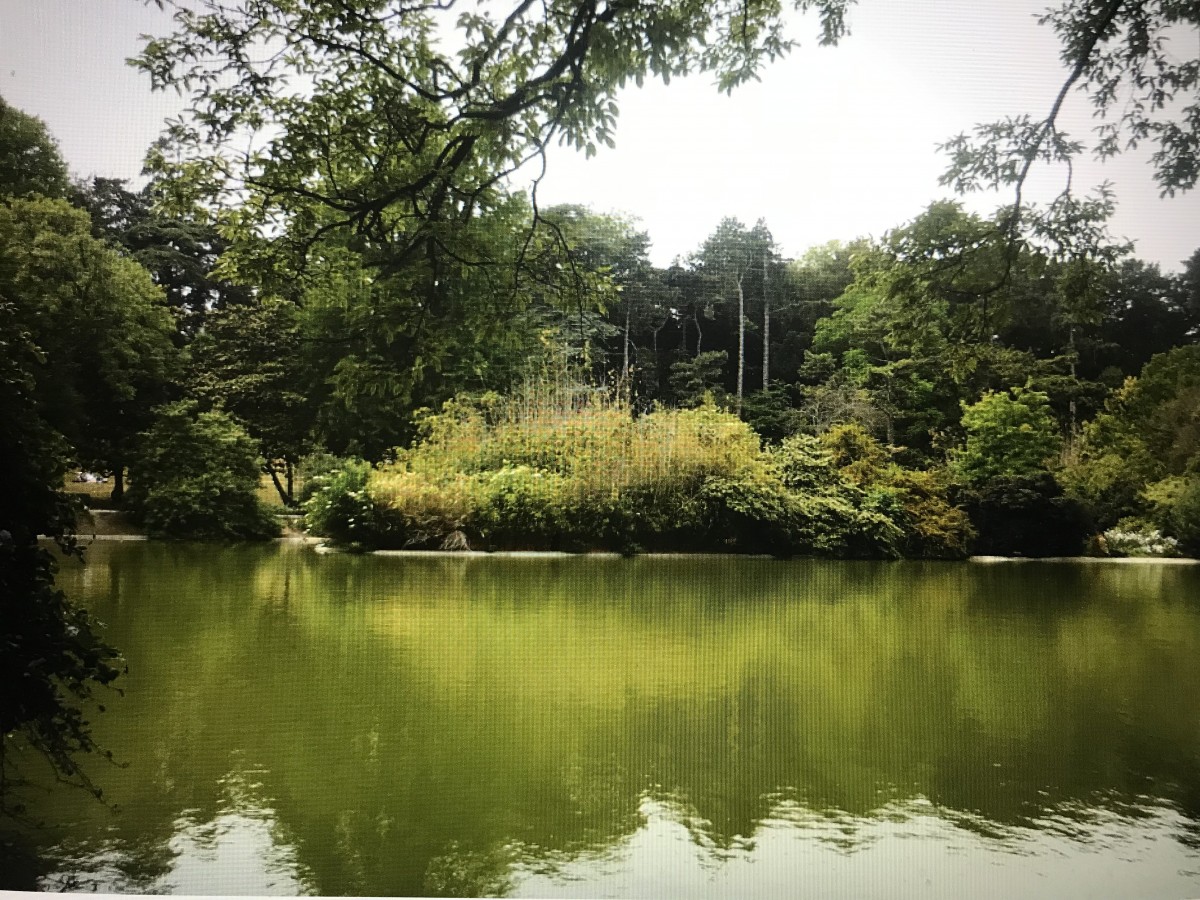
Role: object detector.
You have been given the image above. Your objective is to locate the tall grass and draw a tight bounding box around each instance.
[396,376,762,496]
[304,376,971,557]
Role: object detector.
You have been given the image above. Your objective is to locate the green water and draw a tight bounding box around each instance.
[5,542,1200,897]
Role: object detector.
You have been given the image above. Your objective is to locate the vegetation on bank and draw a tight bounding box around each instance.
[303,385,972,558]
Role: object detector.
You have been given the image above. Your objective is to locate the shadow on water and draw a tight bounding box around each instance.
[4,544,1200,896]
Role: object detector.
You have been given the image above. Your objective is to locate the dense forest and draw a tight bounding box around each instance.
[3,92,1198,560]
[3,0,1200,806]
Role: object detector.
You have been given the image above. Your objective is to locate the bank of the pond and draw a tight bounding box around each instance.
[47,530,1198,562]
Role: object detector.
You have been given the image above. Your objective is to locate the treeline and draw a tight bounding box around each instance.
[3,94,1200,558]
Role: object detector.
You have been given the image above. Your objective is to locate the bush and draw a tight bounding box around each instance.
[953,387,1062,485]
[312,380,976,558]
[296,451,350,504]
[126,402,279,541]
[958,473,1092,557]
[1101,518,1180,557]
[1147,476,1200,557]
[302,458,394,548]
[786,427,973,559]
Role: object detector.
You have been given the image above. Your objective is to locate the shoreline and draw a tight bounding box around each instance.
[52,533,1200,563]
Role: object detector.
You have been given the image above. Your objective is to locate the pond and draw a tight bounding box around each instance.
[5,542,1200,897]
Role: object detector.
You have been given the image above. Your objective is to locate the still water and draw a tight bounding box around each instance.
[5,542,1200,897]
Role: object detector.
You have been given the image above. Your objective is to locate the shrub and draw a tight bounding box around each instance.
[302,458,393,548]
[126,401,279,541]
[1146,476,1200,557]
[1102,518,1180,557]
[953,387,1062,485]
[958,473,1092,557]
[296,451,349,504]
[793,426,973,559]
[317,379,978,558]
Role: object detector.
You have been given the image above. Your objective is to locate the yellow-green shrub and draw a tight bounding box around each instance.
[319,381,972,557]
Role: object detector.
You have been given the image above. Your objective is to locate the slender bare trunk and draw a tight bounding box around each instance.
[736,273,745,410]
[1068,323,1078,436]
[762,256,770,391]
[622,304,631,379]
[265,462,292,507]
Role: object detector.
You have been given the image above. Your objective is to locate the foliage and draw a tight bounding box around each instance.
[0,103,160,811]
[135,0,850,277]
[301,382,973,558]
[814,425,974,559]
[668,352,729,408]
[1062,345,1200,527]
[186,298,316,502]
[1144,476,1200,558]
[296,452,351,504]
[70,177,251,340]
[0,94,69,199]
[0,196,177,499]
[126,402,279,541]
[1101,518,1180,558]
[302,458,389,550]
[940,0,1200,199]
[953,387,1063,485]
[740,386,805,443]
[958,473,1092,558]
[0,295,123,811]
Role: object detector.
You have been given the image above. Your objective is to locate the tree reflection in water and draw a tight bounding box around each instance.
[2,544,1198,898]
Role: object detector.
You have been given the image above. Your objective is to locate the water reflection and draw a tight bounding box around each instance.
[37,753,312,895]
[4,544,1200,897]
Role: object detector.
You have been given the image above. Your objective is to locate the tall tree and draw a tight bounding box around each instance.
[0,101,126,814]
[0,198,178,502]
[695,217,775,410]
[753,219,781,391]
[0,95,69,199]
[186,298,316,505]
[71,177,251,341]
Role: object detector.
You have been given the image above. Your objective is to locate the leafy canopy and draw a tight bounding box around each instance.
[954,387,1063,485]
[0,94,69,199]
[134,0,850,278]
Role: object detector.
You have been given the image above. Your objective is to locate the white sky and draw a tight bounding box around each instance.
[1,0,1197,270]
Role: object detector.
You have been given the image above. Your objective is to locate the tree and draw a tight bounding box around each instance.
[279,194,625,458]
[0,95,69,199]
[954,387,1063,485]
[0,102,123,812]
[0,197,177,503]
[71,177,252,340]
[940,1,1200,278]
[186,298,317,505]
[693,217,776,410]
[1090,258,1193,377]
[135,0,850,272]
[126,401,280,541]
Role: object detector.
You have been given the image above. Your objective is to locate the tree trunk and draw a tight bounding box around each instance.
[110,464,125,506]
[694,307,703,355]
[622,303,631,379]
[762,257,770,391]
[1068,324,1078,436]
[286,459,295,506]
[736,273,745,410]
[265,461,292,507]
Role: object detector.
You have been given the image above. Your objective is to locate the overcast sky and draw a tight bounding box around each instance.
[2,0,1197,270]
